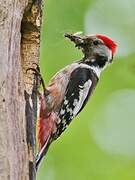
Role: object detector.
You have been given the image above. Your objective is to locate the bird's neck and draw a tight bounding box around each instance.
[84,54,108,67]
[79,55,108,78]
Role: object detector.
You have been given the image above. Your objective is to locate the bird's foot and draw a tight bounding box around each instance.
[26,63,50,96]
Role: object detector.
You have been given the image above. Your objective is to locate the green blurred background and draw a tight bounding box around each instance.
[37,0,135,179]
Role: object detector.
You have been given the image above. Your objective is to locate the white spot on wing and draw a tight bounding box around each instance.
[79,85,84,89]
[66,108,73,115]
[62,119,67,130]
[60,109,65,115]
[73,80,92,116]
[64,99,68,105]
[73,99,78,106]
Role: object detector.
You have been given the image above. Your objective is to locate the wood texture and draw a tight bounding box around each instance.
[0,0,29,180]
[21,0,43,179]
[0,0,43,179]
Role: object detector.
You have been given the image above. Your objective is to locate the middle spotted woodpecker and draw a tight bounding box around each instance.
[35,32,117,169]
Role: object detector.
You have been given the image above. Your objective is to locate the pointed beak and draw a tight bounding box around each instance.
[64,33,84,47]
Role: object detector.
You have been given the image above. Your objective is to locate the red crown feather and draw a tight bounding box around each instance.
[96,34,117,56]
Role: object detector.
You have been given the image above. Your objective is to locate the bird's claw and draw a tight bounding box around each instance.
[26,62,40,75]
[26,65,50,96]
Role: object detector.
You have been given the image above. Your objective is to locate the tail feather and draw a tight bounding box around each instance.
[36,135,51,170]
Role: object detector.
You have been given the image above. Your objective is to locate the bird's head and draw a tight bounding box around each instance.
[65,33,117,69]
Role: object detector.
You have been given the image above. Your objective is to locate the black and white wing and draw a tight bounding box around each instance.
[56,66,98,137]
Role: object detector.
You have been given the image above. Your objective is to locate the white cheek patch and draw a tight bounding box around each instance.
[108,49,113,62]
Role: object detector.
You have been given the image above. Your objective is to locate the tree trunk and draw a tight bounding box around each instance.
[0,0,43,179]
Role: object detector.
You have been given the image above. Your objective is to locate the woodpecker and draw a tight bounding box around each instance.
[35,33,117,169]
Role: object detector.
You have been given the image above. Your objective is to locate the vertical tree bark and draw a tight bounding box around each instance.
[0,0,43,179]
[21,0,43,179]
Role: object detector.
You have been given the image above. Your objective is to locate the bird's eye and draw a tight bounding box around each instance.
[93,40,100,46]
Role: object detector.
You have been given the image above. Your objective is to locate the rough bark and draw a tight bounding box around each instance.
[21,0,43,179]
[0,0,43,179]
